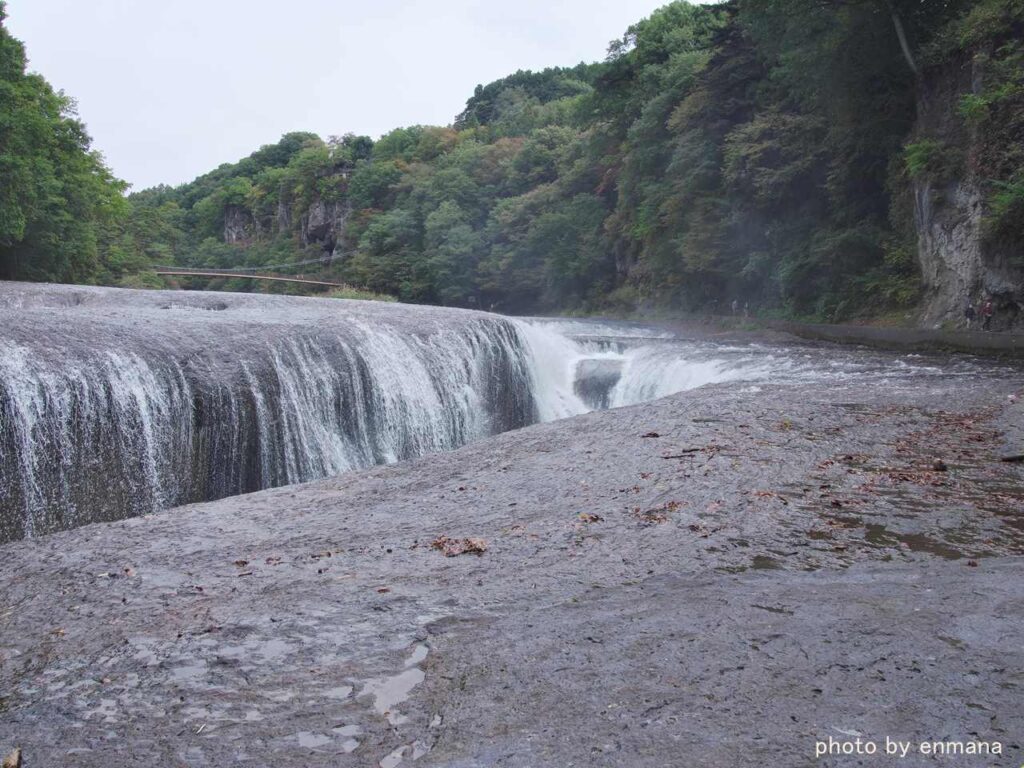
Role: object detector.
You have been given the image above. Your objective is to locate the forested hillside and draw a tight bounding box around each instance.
[3,0,1022,324]
[0,2,126,283]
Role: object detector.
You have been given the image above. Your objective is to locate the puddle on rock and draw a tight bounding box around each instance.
[405,644,429,667]
[863,523,966,559]
[296,731,333,749]
[378,740,430,768]
[361,644,429,725]
[380,745,407,768]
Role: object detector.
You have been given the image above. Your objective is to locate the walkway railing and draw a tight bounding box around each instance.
[153,267,349,289]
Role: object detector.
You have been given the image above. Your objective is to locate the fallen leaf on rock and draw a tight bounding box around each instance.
[233,559,249,567]
[3,747,21,768]
[631,501,683,526]
[578,513,603,523]
[431,536,488,557]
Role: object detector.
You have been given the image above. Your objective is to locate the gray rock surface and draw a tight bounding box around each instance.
[0,366,1021,767]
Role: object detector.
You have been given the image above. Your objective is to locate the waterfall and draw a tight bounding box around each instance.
[0,285,540,541]
[0,285,782,542]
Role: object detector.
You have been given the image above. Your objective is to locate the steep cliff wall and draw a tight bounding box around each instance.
[219,193,351,257]
[914,52,1024,330]
[301,198,349,255]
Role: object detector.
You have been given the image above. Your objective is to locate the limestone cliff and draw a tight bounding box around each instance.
[300,198,349,257]
[914,54,1024,330]
[220,190,351,258]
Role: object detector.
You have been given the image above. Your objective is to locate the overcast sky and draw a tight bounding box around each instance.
[6,0,673,191]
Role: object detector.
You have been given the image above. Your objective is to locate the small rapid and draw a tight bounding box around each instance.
[515,319,778,412]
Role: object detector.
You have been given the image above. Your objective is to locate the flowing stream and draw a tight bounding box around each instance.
[0,283,971,542]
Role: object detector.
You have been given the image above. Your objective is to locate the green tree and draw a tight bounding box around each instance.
[0,2,126,282]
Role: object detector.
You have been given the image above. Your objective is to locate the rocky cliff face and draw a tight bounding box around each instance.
[914,55,1024,330]
[301,198,349,256]
[221,193,350,257]
[223,205,257,245]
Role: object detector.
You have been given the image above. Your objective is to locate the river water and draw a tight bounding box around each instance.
[0,283,998,541]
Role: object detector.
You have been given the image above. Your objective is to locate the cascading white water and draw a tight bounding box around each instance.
[513,322,590,420]
[0,285,800,542]
[0,285,543,540]
[514,319,779,411]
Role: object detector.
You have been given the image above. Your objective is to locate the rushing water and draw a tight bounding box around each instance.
[0,283,993,541]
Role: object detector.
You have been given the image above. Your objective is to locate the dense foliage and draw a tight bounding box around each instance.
[4,0,1022,318]
[0,1,126,283]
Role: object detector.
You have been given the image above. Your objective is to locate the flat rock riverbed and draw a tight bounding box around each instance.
[1,361,1022,767]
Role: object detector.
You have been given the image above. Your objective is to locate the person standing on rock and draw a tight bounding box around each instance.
[965,301,977,329]
[981,298,995,331]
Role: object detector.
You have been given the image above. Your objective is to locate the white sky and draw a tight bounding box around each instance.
[6,0,673,191]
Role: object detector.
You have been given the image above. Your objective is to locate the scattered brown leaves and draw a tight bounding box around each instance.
[631,500,683,526]
[431,536,488,557]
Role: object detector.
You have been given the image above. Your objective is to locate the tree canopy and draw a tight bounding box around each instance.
[0,1,126,283]
[4,0,1021,319]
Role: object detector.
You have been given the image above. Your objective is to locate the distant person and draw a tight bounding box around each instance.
[964,301,976,329]
[743,301,749,319]
[981,298,994,331]
[731,299,739,316]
